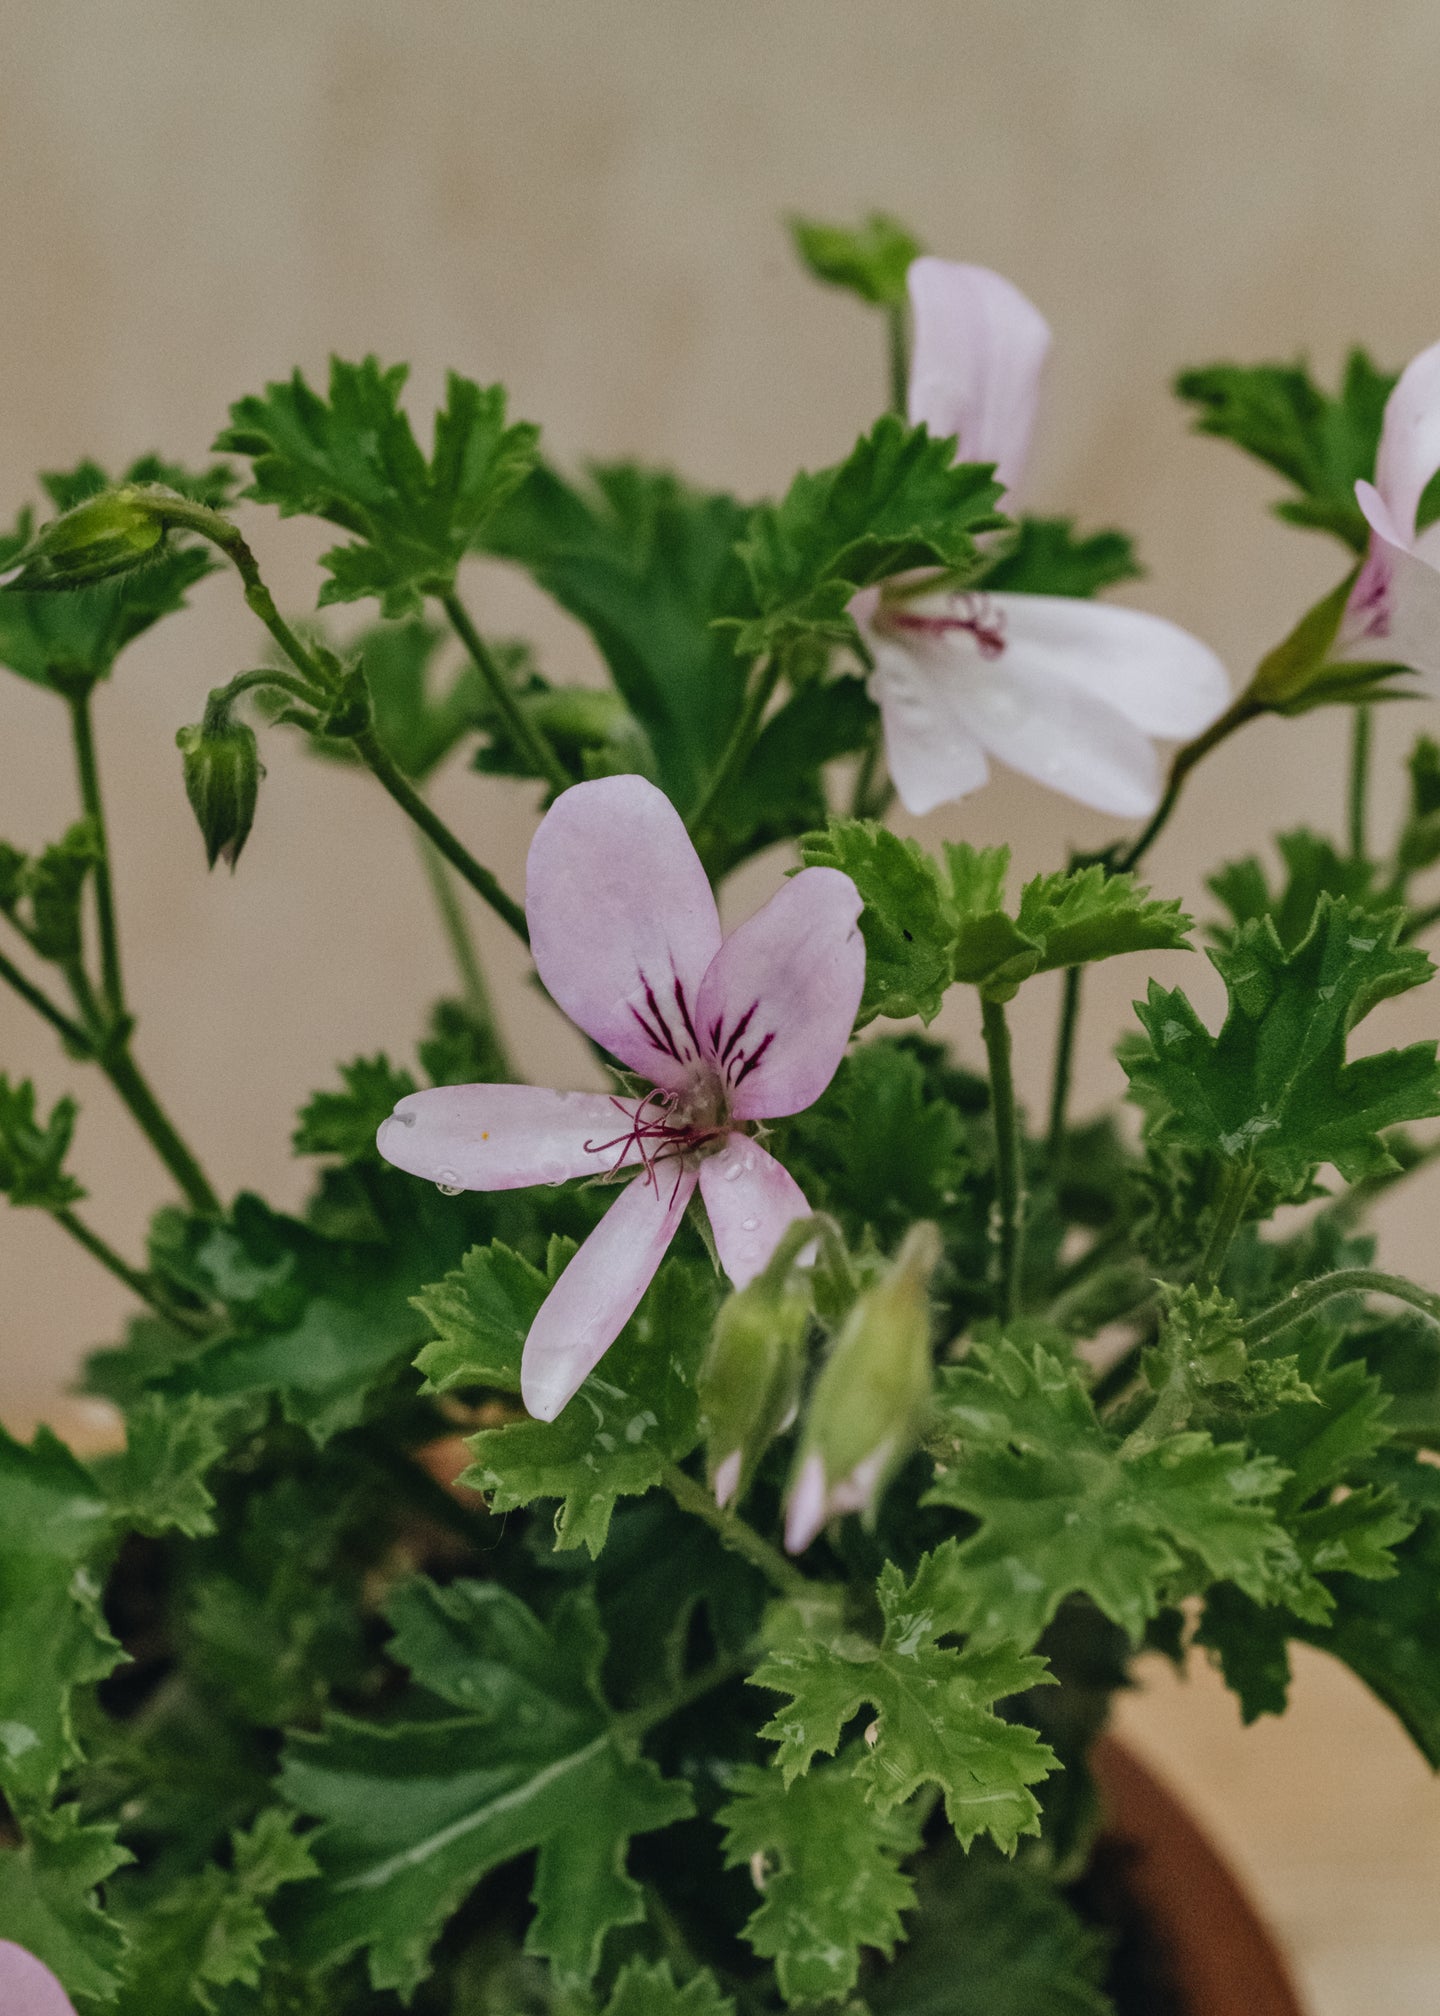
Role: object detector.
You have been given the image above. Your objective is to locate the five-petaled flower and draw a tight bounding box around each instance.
[1337,338,1440,683]
[858,256,1231,818]
[378,775,864,1423]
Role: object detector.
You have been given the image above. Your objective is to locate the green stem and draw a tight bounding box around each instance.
[441,591,571,796]
[980,994,1026,1320]
[51,1206,207,1330]
[0,944,91,1051]
[415,832,509,1067]
[351,727,529,945]
[661,1461,809,1598]
[688,656,782,847]
[68,688,124,1020]
[619,1649,750,1740]
[211,665,330,715]
[1348,703,1373,863]
[1047,966,1083,1160]
[100,1041,221,1216]
[1240,1267,1440,1349]
[886,302,909,418]
[1195,1161,1256,1291]
[1119,1365,1196,1458]
[1112,695,1262,876]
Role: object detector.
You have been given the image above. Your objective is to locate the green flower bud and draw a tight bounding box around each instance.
[2,484,172,590]
[784,1222,940,1553]
[699,1271,811,1510]
[176,708,263,870]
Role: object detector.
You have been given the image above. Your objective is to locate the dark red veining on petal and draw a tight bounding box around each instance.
[890,591,1007,659]
[1349,551,1393,641]
[708,998,776,1092]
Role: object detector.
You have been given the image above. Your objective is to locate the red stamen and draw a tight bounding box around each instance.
[891,591,1007,659]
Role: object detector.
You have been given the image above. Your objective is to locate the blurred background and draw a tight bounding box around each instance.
[2,7,1438,2008]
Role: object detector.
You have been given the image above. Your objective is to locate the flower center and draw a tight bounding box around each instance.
[886,590,1008,659]
[582,1074,734,1192]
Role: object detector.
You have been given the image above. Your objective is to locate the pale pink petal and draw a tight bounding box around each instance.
[866,630,991,814]
[1339,519,1440,686]
[0,1945,77,2016]
[526,776,721,1090]
[699,1136,810,1288]
[977,594,1230,739]
[377,1084,642,1190]
[906,257,1052,499]
[1374,339,1440,544]
[696,871,864,1121]
[519,1165,697,1421]
[1355,477,1411,551]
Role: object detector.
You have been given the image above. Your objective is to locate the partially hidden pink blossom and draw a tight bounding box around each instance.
[1337,339,1440,683]
[0,1944,78,2016]
[379,776,863,1423]
[861,258,1230,818]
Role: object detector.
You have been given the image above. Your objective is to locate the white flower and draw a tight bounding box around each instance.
[1335,339,1440,684]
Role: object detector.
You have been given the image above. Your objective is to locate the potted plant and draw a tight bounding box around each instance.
[0,211,1436,2015]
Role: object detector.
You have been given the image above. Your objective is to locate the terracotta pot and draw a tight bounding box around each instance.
[1091,1735,1304,2016]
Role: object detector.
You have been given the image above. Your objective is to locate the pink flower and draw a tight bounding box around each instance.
[0,1944,78,2016]
[378,775,864,1422]
[1337,339,1440,682]
[859,257,1230,818]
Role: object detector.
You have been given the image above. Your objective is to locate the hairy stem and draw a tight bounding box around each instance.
[1046,965,1083,1160]
[0,944,91,1051]
[688,656,782,853]
[981,994,1026,1321]
[887,302,909,418]
[100,1041,221,1216]
[441,591,571,796]
[1113,694,1262,876]
[1348,703,1373,863]
[68,688,124,1020]
[1240,1266,1440,1348]
[51,1206,208,1331]
[1195,1161,1256,1292]
[661,1461,810,1598]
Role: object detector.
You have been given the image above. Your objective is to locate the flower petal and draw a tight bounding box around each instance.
[377,1084,642,1190]
[866,631,991,814]
[1374,338,1440,544]
[956,652,1161,817]
[0,1944,78,2016]
[526,776,721,1090]
[906,257,1052,499]
[519,1165,697,1421]
[696,870,864,1120]
[1340,511,1440,685]
[979,594,1230,739]
[699,1136,810,1288]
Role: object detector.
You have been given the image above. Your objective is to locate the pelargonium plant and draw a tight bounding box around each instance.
[2,209,1440,2016]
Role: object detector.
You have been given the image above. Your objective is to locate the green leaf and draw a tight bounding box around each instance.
[1208,829,1378,952]
[0,457,232,689]
[751,1549,1055,1851]
[603,1960,736,2016]
[0,1806,132,2005]
[1175,351,1394,551]
[980,516,1141,598]
[416,1241,718,1555]
[0,1075,85,1209]
[0,1425,121,1807]
[1397,733,1440,885]
[484,460,752,810]
[1015,863,1191,980]
[218,361,539,617]
[281,1578,692,1995]
[717,1758,920,2004]
[867,1845,1115,2016]
[926,1340,1294,1647]
[787,211,922,307]
[96,1393,233,1539]
[111,1810,317,2016]
[732,417,1004,657]
[706,675,876,873]
[292,1055,418,1163]
[22,819,102,963]
[799,821,957,1024]
[1124,898,1440,1188]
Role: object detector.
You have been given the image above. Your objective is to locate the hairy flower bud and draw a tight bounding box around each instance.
[1,485,173,590]
[176,709,263,870]
[784,1221,940,1553]
[699,1270,811,1510]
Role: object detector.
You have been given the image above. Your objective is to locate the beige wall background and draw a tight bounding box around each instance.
[2,7,1439,2008]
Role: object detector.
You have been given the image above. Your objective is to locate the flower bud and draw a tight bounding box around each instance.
[784,1222,940,1553]
[1,485,171,590]
[699,1271,811,1510]
[176,710,263,870]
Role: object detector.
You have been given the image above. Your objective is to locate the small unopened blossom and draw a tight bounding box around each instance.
[0,1942,78,2016]
[784,1221,940,1553]
[699,1247,813,1509]
[1336,339,1440,683]
[859,257,1230,818]
[378,775,864,1423]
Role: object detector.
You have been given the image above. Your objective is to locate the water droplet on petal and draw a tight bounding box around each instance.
[435,1182,462,1198]
[740,1215,759,1233]
[434,1167,463,1196]
[722,1159,744,1183]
